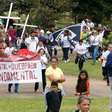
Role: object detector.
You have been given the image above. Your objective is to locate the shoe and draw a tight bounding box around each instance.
[64,60,67,63]
[67,59,70,62]
[15,90,18,93]
[8,88,11,93]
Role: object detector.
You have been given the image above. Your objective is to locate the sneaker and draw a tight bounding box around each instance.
[67,59,70,62]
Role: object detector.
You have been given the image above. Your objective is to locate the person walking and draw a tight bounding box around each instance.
[99,45,110,85]
[105,43,112,111]
[75,40,88,71]
[60,29,71,63]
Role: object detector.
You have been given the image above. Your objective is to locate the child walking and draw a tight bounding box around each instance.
[75,70,90,96]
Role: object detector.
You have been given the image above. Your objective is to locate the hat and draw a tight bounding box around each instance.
[40,29,45,34]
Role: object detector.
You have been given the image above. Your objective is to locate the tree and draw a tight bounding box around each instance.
[71,0,112,24]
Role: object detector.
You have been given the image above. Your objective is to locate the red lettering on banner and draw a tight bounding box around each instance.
[6,62,37,70]
[0,72,18,81]
[0,64,7,70]
[0,70,38,82]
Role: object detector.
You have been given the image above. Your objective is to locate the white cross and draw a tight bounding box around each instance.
[13,14,37,39]
[0,3,20,32]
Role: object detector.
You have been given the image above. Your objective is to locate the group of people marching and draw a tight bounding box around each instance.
[0,18,112,112]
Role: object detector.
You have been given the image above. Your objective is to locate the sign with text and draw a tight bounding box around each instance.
[0,60,42,84]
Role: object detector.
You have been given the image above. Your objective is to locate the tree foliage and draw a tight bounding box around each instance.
[0,0,71,28]
[71,0,112,23]
[103,32,112,46]
[0,0,112,28]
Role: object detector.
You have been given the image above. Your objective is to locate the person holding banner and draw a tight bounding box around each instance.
[34,48,48,92]
[45,56,66,112]
[8,42,35,93]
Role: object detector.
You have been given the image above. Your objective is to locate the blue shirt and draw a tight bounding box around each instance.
[106,52,112,76]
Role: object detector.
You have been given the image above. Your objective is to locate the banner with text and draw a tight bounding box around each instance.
[0,60,42,84]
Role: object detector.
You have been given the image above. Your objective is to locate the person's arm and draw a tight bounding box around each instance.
[41,56,48,65]
[47,74,55,81]
[55,75,66,83]
[86,80,90,95]
[74,92,80,96]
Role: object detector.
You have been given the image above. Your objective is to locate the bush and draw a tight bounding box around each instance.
[103,32,112,46]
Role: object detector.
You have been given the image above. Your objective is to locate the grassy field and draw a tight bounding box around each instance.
[59,59,102,80]
[0,95,109,112]
[0,59,108,112]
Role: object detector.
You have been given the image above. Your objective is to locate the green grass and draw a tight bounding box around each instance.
[59,60,102,80]
[0,96,109,112]
[0,57,108,112]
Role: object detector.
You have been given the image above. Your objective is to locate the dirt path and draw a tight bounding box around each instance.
[64,75,110,97]
[0,75,110,97]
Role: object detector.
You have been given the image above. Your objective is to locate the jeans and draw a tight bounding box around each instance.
[34,82,39,92]
[75,54,85,71]
[102,67,109,84]
[46,91,62,112]
[91,45,99,64]
[109,77,112,110]
[42,69,46,92]
[8,83,19,93]
[62,47,69,61]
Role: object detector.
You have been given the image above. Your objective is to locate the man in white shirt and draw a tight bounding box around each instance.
[25,31,39,53]
[100,46,110,86]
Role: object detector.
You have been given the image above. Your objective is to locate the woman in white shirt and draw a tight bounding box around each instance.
[36,41,49,58]
[89,31,101,64]
[60,29,71,63]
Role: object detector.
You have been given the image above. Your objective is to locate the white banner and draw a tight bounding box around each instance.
[0,60,42,84]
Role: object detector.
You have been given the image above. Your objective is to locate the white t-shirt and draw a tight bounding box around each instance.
[98,31,104,42]
[101,50,110,67]
[60,36,71,48]
[74,43,88,55]
[25,36,39,52]
[89,35,100,46]
[40,55,48,69]
[4,47,16,55]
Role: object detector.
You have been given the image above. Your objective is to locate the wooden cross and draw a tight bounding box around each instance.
[0,3,20,32]
[13,14,37,39]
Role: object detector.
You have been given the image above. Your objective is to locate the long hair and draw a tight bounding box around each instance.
[76,70,89,93]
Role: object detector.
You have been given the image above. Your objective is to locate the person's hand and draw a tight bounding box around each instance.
[53,79,60,83]
[74,92,80,96]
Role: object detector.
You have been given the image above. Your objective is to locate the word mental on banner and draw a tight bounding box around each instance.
[0,60,42,84]
[0,3,20,32]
